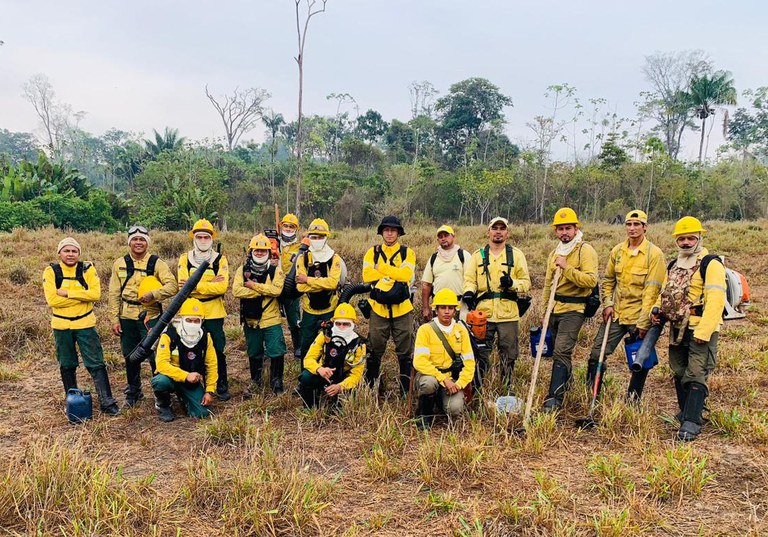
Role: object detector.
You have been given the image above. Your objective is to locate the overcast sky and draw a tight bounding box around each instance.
[1,0,766,161]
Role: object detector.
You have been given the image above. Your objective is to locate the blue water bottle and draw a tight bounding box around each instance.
[66,388,93,424]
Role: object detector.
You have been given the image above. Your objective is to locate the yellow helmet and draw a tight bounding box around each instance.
[551,207,580,228]
[137,276,163,304]
[281,213,300,228]
[673,216,706,237]
[178,298,205,318]
[432,288,459,307]
[189,218,217,239]
[248,233,272,251]
[332,302,357,322]
[307,218,330,236]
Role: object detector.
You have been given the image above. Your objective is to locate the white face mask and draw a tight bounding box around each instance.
[194,235,213,252]
[309,238,327,252]
[332,322,356,344]
[281,230,297,241]
[252,251,271,265]
[180,317,204,347]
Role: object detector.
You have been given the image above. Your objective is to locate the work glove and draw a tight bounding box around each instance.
[462,291,476,311]
[500,272,514,290]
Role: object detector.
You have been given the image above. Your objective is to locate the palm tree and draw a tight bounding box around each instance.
[688,71,737,163]
[144,127,186,159]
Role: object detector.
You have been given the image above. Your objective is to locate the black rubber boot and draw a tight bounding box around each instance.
[674,376,686,422]
[60,366,78,394]
[365,355,382,388]
[90,367,119,416]
[543,361,570,413]
[290,327,302,360]
[586,359,606,400]
[124,358,144,408]
[626,368,649,403]
[270,355,285,395]
[298,383,320,409]
[154,390,175,422]
[677,382,707,442]
[415,394,436,431]
[216,379,231,401]
[249,356,264,386]
[398,355,412,398]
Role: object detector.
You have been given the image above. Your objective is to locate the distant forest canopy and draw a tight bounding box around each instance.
[2,50,768,233]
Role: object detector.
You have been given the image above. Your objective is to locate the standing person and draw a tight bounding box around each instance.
[233,234,287,395]
[295,218,343,360]
[652,216,726,442]
[463,217,531,390]
[151,298,217,421]
[108,225,177,407]
[421,224,472,322]
[43,237,119,416]
[540,208,599,412]
[587,210,665,401]
[177,219,231,401]
[412,289,476,430]
[363,216,417,395]
[298,303,367,409]
[278,213,304,360]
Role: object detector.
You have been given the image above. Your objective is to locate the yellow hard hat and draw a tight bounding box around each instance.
[281,213,300,228]
[332,302,357,322]
[307,218,330,236]
[551,207,580,228]
[624,209,648,224]
[178,298,205,318]
[432,288,459,307]
[189,218,217,239]
[672,216,706,237]
[137,276,163,304]
[248,233,272,251]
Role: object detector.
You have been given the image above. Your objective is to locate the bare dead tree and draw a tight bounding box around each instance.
[22,74,57,152]
[293,0,328,218]
[205,85,270,151]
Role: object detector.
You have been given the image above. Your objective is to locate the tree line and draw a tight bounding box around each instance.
[2,50,768,233]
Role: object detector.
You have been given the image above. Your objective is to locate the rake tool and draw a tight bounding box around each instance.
[575,316,612,429]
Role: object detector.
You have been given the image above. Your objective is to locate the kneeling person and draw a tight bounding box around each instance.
[151,298,218,421]
[413,289,476,429]
[298,303,366,409]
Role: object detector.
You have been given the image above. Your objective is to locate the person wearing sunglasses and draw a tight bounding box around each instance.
[108,225,177,408]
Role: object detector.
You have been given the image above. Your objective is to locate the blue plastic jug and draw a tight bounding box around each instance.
[66,388,93,424]
[624,336,658,371]
[529,327,553,358]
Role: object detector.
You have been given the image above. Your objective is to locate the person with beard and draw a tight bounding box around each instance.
[177,219,231,401]
[652,216,726,442]
[295,218,343,360]
[151,298,217,421]
[540,208,598,413]
[108,225,177,408]
[277,213,304,360]
[43,237,120,416]
[463,217,531,390]
[586,210,665,403]
[421,225,473,322]
[298,303,366,409]
[412,289,476,430]
[233,234,287,395]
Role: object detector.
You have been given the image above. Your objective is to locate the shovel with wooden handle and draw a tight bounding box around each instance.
[575,316,612,429]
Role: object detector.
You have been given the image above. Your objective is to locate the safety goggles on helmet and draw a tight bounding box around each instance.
[128,225,148,235]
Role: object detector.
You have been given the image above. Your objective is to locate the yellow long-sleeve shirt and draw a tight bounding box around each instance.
[155,332,218,393]
[177,252,229,320]
[303,332,366,391]
[654,248,726,342]
[602,238,666,330]
[296,252,342,315]
[463,245,531,322]
[362,243,416,319]
[280,241,302,274]
[542,242,599,315]
[43,262,101,330]
[413,321,475,389]
[107,254,177,323]
[232,264,285,328]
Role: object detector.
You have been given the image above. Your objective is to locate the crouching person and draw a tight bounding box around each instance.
[151,298,217,421]
[413,289,475,430]
[298,303,366,409]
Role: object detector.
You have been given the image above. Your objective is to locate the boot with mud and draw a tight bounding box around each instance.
[414,393,436,431]
[674,376,686,422]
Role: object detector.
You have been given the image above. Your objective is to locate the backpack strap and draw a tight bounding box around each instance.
[50,263,64,289]
[699,254,722,283]
[458,249,465,264]
[504,244,514,272]
[429,321,458,361]
[51,262,89,290]
[430,249,466,271]
[212,255,221,275]
[120,255,135,296]
[146,254,158,276]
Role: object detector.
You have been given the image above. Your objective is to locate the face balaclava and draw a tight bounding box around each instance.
[332,321,356,344]
[179,317,204,347]
[676,233,703,270]
[250,249,271,275]
[309,236,334,263]
[280,228,297,245]
[190,232,215,266]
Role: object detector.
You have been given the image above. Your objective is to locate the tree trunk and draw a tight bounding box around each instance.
[295,55,304,219]
[698,116,706,163]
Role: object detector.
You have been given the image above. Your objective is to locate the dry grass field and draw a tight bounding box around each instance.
[0,220,766,536]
